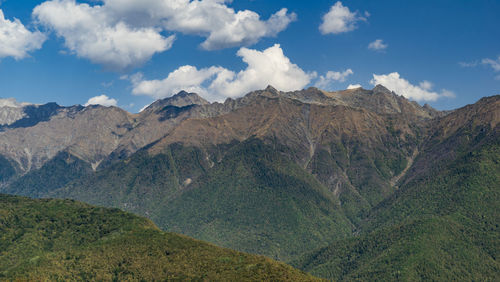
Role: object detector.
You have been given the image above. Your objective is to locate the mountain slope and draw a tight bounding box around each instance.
[2,151,93,198]
[292,95,500,280]
[51,139,354,261]
[147,87,427,223]
[294,215,499,281]
[3,86,440,262]
[157,139,353,261]
[0,194,320,281]
[0,104,133,176]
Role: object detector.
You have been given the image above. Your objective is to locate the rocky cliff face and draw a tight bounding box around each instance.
[0,106,26,126]
[0,98,31,126]
[0,104,134,175]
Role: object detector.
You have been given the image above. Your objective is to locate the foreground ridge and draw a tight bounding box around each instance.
[0,194,321,281]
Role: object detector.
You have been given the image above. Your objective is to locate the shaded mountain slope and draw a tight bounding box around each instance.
[0,194,321,281]
[294,215,499,281]
[292,95,500,280]
[364,95,500,230]
[2,151,93,198]
[156,139,353,261]
[51,139,353,261]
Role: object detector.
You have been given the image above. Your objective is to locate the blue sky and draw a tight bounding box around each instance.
[0,0,499,112]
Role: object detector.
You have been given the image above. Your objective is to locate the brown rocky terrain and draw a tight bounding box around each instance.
[0,85,444,221]
[142,85,440,221]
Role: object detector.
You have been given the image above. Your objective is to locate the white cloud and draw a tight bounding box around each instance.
[319,1,367,35]
[212,44,314,99]
[370,72,454,102]
[347,84,362,89]
[132,44,314,101]
[460,55,500,80]
[368,39,387,51]
[33,1,174,70]
[459,61,479,68]
[132,65,226,99]
[0,9,46,59]
[32,0,295,68]
[84,94,117,107]
[315,69,353,89]
[482,56,500,72]
[418,80,433,90]
[0,98,32,108]
[105,0,296,50]
[441,89,456,98]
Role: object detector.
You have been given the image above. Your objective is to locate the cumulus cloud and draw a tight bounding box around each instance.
[368,39,387,51]
[105,0,296,50]
[0,98,32,108]
[84,94,118,107]
[132,65,226,99]
[0,9,46,59]
[370,72,455,102]
[33,1,174,70]
[315,69,353,89]
[132,44,314,101]
[347,84,362,89]
[320,1,367,35]
[32,0,295,68]
[212,44,314,98]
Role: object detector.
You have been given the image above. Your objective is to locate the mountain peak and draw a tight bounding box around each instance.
[170,91,209,105]
[265,85,278,93]
[372,84,392,94]
[143,91,210,113]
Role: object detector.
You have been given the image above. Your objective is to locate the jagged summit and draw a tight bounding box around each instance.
[0,85,447,177]
[372,84,393,94]
[0,102,63,128]
[142,91,210,113]
[0,98,35,126]
[264,85,279,93]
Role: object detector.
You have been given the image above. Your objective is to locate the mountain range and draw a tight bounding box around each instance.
[0,85,498,280]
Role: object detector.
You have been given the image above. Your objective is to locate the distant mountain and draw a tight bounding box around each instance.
[0,86,498,280]
[0,194,319,281]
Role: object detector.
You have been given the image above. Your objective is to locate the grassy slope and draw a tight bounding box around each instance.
[0,194,321,281]
[292,124,500,280]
